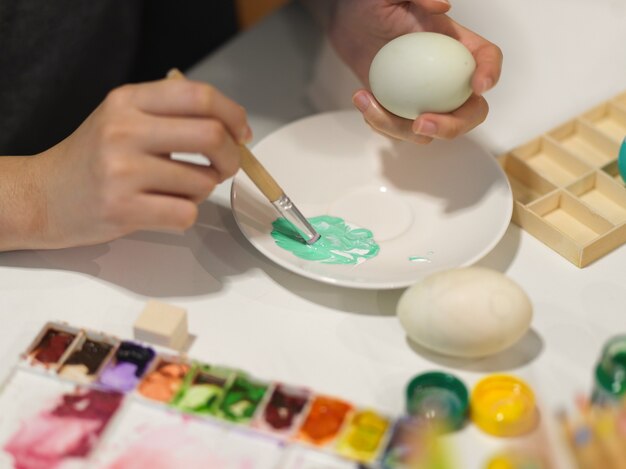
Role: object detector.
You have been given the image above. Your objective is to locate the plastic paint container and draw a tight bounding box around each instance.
[405,371,469,431]
[617,137,626,183]
[470,375,537,437]
[593,335,626,405]
[484,453,545,469]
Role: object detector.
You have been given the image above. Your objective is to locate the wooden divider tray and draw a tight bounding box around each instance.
[498,91,626,267]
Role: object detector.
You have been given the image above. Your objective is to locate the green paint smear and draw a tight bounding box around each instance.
[175,384,224,414]
[271,215,380,265]
[171,364,232,415]
[217,375,268,423]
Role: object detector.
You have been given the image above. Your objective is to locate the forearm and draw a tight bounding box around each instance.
[0,155,47,251]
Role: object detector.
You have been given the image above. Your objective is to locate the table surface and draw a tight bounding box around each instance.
[2,1,626,467]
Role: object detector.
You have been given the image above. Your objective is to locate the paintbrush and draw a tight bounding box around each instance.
[557,409,611,469]
[166,68,320,245]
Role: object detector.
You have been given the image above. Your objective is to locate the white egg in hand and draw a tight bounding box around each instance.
[397,267,533,358]
[369,32,476,119]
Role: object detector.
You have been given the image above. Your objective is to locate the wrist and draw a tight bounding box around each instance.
[0,153,49,251]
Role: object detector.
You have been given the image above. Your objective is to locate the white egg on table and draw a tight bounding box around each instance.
[397,267,533,358]
[369,32,476,119]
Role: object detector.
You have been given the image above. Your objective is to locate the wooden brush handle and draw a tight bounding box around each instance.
[239,145,284,202]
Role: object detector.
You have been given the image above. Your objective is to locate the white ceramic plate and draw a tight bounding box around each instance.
[231,111,512,290]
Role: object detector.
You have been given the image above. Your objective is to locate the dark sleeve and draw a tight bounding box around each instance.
[0,1,238,156]
[131,0,238,82]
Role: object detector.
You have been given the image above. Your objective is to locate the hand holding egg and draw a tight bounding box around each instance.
[369,32,476,120]
[329,1,502,145]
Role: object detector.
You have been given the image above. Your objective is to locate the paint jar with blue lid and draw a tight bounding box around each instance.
[405,371,469,432]
[592,335,626,405]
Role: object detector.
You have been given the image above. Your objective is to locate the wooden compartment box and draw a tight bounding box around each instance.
[498,91,626,267]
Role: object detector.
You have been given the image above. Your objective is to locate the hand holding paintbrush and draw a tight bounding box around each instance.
[166,68,320,245]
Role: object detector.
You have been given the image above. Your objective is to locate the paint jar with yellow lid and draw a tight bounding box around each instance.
[470,375,537,437]
[484,452,546,469]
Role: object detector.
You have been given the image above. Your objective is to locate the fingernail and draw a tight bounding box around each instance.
[435,0,450,4]
[477,78,493,95]
[415,120,438,136]
[353,93,370,113]
[240,125,253,144]
[166,68,184,80]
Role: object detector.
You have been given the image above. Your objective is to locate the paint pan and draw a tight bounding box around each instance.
[98,341,156,392]
[295,395,353,448]
[335,408,391,463]
[171,363,235,415]
[136,355,191,404]
[22,322,81,371]
[254,383,312,437]
[57,331,118,384]
[216,373,270,424]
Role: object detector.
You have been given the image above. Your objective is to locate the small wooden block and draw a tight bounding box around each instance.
[134,300,188,351]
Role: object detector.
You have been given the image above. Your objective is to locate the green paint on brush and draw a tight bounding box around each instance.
[271,215,380,265]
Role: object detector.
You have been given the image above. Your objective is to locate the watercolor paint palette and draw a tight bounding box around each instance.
[498,90,626,267]
[0,322,428,469]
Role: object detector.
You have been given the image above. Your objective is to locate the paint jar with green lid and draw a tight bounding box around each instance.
[592,335,626,405]
[405,371,469,432]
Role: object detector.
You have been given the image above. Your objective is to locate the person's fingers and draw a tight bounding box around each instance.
[424,16,503,96]
[126,193,199,232]
[352,90,433,144]
[391,0,451,14]
[137,115,242,181]
[412,94,488,139]
[470,42,503,96]
[135,154,221,204]
[110,80,252,144]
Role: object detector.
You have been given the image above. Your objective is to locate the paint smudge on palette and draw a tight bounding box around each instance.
[3,388,122,469]
[408,251,434,264]
[271,215,380,265]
